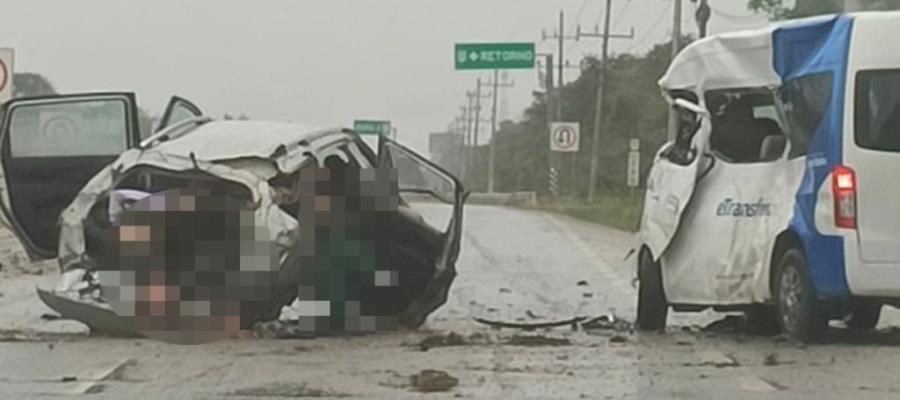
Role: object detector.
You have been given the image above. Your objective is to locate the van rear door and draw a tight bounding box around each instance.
[851,68,900,263]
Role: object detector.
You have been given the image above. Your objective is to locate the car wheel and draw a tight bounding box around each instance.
[774,249,826,343]
[637,248,668,331]
[846,299,881,330]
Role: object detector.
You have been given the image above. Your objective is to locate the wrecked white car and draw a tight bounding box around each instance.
[636,13,900,342]
[0,93,466,342]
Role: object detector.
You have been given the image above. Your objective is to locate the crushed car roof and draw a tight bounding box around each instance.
[152,120,347,163]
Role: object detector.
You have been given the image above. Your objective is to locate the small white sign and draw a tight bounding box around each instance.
[0,48,13,104]
[629,138,640,152]
[627,151,641,188]
[550,122,579,152]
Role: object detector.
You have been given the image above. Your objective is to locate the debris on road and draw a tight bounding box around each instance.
[505,335,571,347]
[474,316,585,330]
[580,314,633,333]
[410,369,459,393]
[418,332,467,351]
[525,310,543,319]
[499,288,511,294]
[232,382,350,398]
[609,335,628,344]
[684,351,742,368]
[764,354,779,366]
[41,313,62,321]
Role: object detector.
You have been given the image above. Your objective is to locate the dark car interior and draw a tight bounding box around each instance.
[706,90,787,163]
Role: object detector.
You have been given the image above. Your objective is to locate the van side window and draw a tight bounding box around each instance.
[783,72,834,158]
[706,89,786,163]
[855,69,900,152]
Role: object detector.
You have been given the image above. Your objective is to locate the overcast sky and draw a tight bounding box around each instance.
[1,0,771,153]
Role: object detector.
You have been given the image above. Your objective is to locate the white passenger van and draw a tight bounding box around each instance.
[636,12,900,342]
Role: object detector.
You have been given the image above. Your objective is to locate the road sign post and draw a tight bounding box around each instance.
[353,120,391,136]
[0,48,14,105]
[549,122,580,153]
[455,43,536,71]
[627,138,641,191]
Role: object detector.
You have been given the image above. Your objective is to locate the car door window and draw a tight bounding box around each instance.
[156,96,203,133]
[9,99,129,157]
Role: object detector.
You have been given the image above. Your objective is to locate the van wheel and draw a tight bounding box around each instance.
[637,249,668,331]
[847,299,881,330]
[774,249,826,343]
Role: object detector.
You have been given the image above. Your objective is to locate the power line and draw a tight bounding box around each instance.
[575,0,588,23]
[610,0,632,31]
[624,6,668,54]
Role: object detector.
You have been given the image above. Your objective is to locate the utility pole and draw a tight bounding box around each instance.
[558,11,565,91]
[542,12,578,120]
[667,0,683,142]
[583,0,635,202]
[467,78,492,191]
[695,0,711,39]
[485,71,515,193]
[459,106,469,180]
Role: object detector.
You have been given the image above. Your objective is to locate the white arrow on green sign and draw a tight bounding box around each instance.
[455,43,535,70]
[353,120,391,136]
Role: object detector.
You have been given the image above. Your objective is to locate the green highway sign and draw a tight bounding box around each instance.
[455,42,535,70]
[353,120,391,136]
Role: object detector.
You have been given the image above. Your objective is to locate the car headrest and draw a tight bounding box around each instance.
[760,135,787,162]
[755,118,783,137]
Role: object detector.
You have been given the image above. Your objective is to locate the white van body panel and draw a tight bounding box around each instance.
[662,157,805,305]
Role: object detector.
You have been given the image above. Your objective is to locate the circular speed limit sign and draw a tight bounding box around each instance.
[0,59,8,95]
[550,122,580,152]
[42,115,79,140]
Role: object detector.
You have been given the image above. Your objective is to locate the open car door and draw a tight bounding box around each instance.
[0,93,141,259]
[639,98,711,260]
[155,95,203,133]
[377,136,468,328]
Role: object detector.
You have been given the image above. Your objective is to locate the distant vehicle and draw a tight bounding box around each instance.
[0,93,467,340]
[636,12,900,342]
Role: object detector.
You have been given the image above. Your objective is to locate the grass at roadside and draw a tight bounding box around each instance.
[524,192,643,232]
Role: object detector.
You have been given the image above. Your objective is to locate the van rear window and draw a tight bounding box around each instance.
[855,70,900,152]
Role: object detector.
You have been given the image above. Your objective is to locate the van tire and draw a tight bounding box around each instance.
[774,248,826,343]
[637,249,668,331]
[847,299,881,330]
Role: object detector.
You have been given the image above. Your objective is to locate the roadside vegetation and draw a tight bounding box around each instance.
[529,193,642,233]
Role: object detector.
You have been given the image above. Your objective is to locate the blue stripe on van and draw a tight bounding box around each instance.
[774,15,853,300]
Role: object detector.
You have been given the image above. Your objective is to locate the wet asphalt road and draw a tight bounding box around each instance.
[2,204,900,399]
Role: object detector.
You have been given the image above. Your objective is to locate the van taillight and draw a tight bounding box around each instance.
[832,165,857,229]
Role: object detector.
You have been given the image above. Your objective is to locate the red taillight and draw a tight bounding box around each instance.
[832,165,857,229]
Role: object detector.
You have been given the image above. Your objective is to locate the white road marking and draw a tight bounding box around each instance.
[65,357,135,395]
